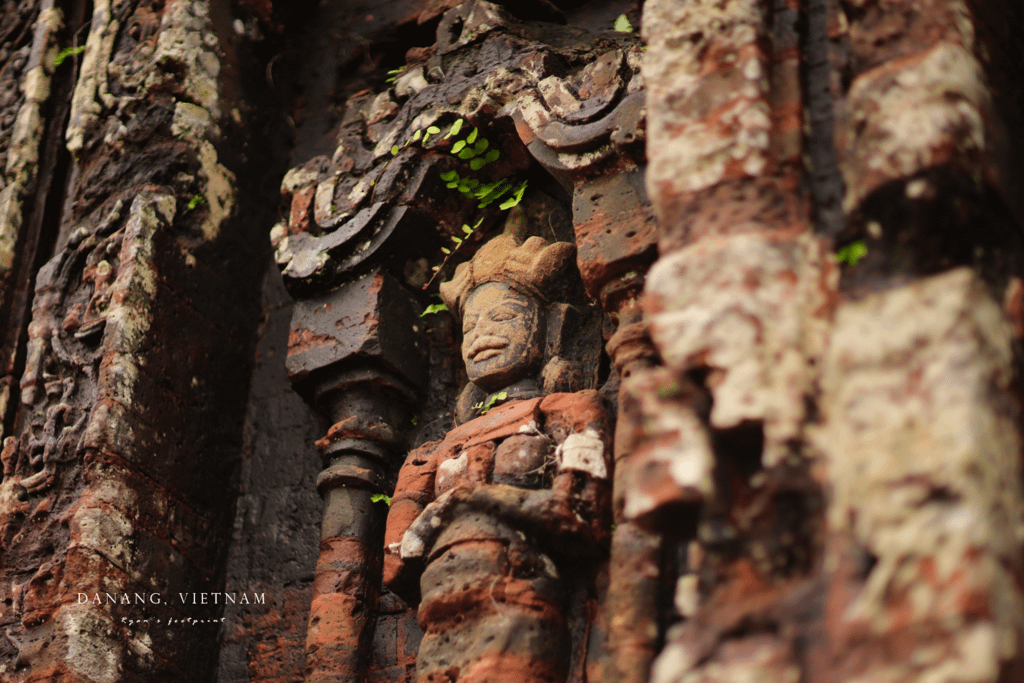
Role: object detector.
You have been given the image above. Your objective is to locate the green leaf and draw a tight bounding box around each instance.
[485,149,500,163]
[465,178,480,189]
[54,45,86,68]
[499,180,528,210]
[476,179,512,208]
[467,128,479,144]
[462,224,474,235]
[470,158,486,171]
[836,240,868,265]
[442,247,451,254]
[457,148,477,160]
[614,13,634,32]
[391,144,400,155]
[474,138,489,153]
[421,303,449,316]
[446,181,459,189]
[439,170,458,182]
[446,118,464,138]
[451,236,462,245]
[370,493,392,506]
[451,140,467,154]
[186,194,205,211]
[427,126,442,135]
[475,179,509,198]
[412,129,422,141]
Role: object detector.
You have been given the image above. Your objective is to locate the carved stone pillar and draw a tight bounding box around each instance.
[285,270,426,683]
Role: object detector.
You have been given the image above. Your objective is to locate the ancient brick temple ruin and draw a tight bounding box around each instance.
[1,0,1023,681]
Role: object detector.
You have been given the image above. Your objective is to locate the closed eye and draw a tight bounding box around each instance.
[490,307,520,322]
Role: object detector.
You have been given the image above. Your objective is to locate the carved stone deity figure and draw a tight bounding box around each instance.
[383,234,612,683]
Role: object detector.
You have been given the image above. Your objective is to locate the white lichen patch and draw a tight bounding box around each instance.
[816,268,1024,679]
[650,639,699,683]
[149,0,221,115]
[70,499,136,570]
[314,178,337,226]
[394,66,429,97]
[645,233,834,465]
[84,193,173,446]
[555,428,608,479]
[841,42,989,211]
[654,634,799,683]
[642,0,770,200]
[1,7,61,277]
[59,607,125,683]
[282,166,320,193]
[674,574,700,618]
[66,0,119,152]
[620,369,716,519]
[195,140,236,241]
[401,528,426,559]
[0,185,23,272]
[170,102,211,139]
[436,452,469,494]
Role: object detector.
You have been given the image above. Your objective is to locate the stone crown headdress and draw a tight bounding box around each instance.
[439,235,577,316]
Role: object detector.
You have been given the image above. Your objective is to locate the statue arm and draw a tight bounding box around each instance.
[383,441,439,605]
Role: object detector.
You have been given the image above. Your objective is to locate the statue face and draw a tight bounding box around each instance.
[461,281,545,392]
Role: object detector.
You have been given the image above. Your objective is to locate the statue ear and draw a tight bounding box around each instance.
[543,303,603,392]
[545,303,577,360]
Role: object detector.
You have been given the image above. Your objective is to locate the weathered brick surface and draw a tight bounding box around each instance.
[815,268,1024,681]
[3,0,1024,682]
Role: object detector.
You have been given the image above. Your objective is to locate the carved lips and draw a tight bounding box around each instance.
[468,335,509,362]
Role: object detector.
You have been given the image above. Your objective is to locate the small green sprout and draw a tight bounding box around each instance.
[371,493,392,506]
[54,45,86,68]
[421,303,449,317]
[186,194,205,210]
[385,66,406,84]
[836,240,868,266]
[411,417,418,426]
[472,391,508,415]
[657,381,683,398]
[614,14,634,32]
